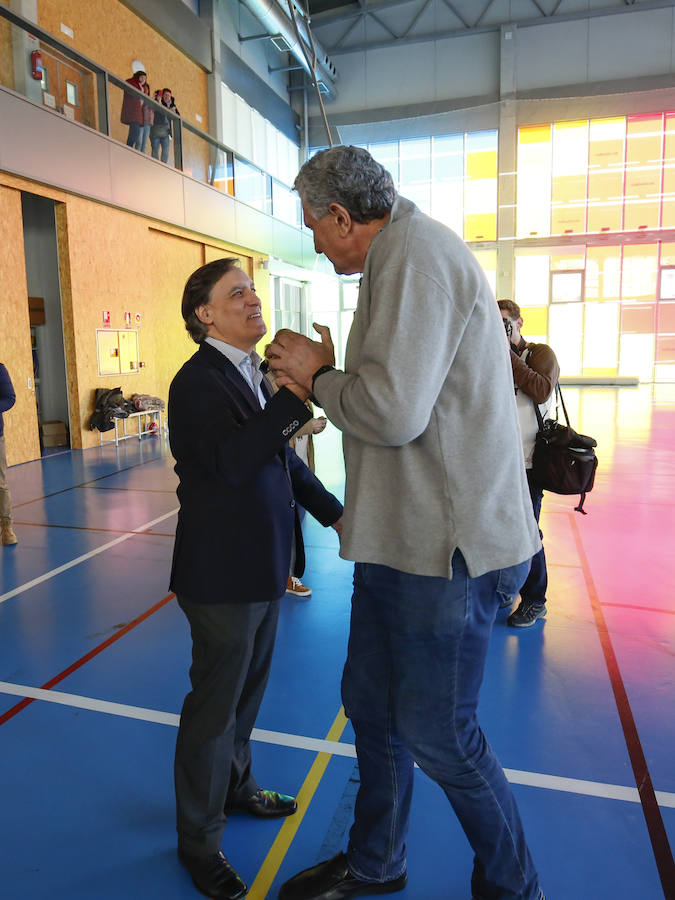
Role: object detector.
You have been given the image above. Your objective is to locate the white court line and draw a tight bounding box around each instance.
[1,680,673,810]
[0,508,178,605]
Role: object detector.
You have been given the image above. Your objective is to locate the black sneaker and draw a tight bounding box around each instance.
[507,599,546,628]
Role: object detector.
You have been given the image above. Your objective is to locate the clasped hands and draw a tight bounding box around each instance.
[265,324,335,401]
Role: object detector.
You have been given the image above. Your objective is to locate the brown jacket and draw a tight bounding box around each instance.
[509,339,560,404]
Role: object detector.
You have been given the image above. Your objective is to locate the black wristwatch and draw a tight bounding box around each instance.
[310,364,335,405]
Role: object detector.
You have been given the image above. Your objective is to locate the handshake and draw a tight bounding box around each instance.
[264,323,335,401]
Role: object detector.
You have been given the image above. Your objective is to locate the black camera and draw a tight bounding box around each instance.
[503,318,513,339]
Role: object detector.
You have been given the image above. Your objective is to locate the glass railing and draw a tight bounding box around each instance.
[0,4,302,228]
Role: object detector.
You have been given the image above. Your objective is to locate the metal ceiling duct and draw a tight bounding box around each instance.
[239,0,338,98]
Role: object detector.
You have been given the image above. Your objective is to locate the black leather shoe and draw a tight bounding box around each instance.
[278,852,407,900]
[177,847,247,899]
[226,788,297,819]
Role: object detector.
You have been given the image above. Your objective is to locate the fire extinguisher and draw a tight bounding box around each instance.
[31,49,43,81]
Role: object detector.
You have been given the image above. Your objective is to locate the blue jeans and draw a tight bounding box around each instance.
[341,550,542,899]
[139,123,151,153]
[520,470,547,606]
[126,122,142,149]
[151,135,170,163]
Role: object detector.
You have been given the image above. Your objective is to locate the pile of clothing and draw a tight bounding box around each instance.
[89,389,164,432]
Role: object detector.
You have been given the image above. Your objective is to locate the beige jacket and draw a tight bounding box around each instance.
[313,195,541,580]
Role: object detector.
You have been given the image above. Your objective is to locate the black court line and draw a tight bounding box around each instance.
[12,455,167,509]
[10,521,175,537]
[570,514,675,898]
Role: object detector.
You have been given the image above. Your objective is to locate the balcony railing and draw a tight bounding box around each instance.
[0,4,302,228]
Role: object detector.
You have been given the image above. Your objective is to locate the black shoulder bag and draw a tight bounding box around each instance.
[531,384,598,515]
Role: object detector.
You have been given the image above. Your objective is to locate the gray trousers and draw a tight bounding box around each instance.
[174,595,280,856]
[0,436,12,522]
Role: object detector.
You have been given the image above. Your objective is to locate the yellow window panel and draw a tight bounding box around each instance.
[624,114,663,230]
[622,244,658,301]
[464,213,496,242]
[586,246,621,302]
[550,251,586,270]
[661,242,675,267]
[519,124,552,144]
[662,114,675,228]
[472,249,497,270]
[588,117,625,233]
[520,305,548,336]
[465,149,497,180]
[583,366,618,376]
[517,125,552,237]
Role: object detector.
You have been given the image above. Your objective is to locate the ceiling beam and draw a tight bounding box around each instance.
[309,0,418,28]
[321,0,675,55]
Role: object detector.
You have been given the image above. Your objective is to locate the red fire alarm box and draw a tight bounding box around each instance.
[31,49,43,81]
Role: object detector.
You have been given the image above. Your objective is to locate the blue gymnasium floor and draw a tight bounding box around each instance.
[1,385,674,900]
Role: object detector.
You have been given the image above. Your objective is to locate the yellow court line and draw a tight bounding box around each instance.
[248,707,350,899]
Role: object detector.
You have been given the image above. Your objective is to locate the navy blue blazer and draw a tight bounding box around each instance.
[168,341,343,603]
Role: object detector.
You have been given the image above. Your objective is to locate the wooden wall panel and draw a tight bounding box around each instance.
[0,185,41,465]
[37,0,208,143]
[0,16,14,92]
[0,172,272,461]
[54,195,190,449]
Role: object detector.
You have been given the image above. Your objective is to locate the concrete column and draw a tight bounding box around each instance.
[10,0,42,105]
[202,0,224,145]
[497,23,517,302]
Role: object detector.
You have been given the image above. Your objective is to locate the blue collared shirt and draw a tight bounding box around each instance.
[204,337,266,407]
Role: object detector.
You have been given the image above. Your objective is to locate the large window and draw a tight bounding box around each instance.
[366,131,498,242]
[514,242,675,382]
[517,112,675,238]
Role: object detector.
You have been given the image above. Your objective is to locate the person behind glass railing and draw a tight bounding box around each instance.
[120,69,147,151]
[139,81,154,154]
[150,88,180,165]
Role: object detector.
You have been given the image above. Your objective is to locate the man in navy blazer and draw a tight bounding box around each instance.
[169,258,343,900]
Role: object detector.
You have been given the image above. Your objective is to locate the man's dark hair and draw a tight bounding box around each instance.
[294,145,396,223]
[182,257,239,343]
[498,299,521,320]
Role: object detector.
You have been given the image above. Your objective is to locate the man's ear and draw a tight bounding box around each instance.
[195,303,212,325]
[517,317,524,330]
[327,202,353,236]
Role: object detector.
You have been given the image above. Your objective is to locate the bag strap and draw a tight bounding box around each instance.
[574,492,588,515]
[555,382,571,429]
[532,381,567,431]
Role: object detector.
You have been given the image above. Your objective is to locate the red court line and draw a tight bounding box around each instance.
[600,602,675,616]
[570,515,675,897]
[83,486,176,494]
[0,593,175,727]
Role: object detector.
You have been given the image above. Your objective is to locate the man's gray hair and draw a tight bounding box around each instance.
[294,145,396,223]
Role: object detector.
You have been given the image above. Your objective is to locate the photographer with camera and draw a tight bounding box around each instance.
[498,300,560,628]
